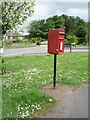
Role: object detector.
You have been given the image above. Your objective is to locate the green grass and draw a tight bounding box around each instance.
[5,45,38,49]
[5,44,88,49]
[72,45,88,48]
[2,52,88,118]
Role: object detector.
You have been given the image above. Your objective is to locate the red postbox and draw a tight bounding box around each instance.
[48,29,65,54]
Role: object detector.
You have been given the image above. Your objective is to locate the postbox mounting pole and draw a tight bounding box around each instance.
[53,54,57,89]
[70,43,72,53]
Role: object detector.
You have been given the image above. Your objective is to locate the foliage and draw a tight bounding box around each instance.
[0,0,35,35]
[64,39,70,44]
[13,39,22,43]
[75,26,87,44]
[5,41,13,45]
[28,15,65,39]
[28,37,46,43]
[28,14,88,44]
[2,53,88,118]
[28,38,38,43]
[5,39,22,45]
[2,57,7,74]
[28,20,47,39]
[36,37,46,42]
[66,35,78,43]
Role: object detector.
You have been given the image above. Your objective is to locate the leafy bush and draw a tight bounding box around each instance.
[13,38,22,43]
[5,41,13,45]
[28,37,46,43]
[5,39,23,45]
[2,57,7,75]
[28,38,37,43]
[37,37,46,42]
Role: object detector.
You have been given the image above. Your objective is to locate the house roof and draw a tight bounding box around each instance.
[6,32,24,37]
[6,32,14,36]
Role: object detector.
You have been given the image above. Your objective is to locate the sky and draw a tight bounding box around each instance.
[20,0,89,34]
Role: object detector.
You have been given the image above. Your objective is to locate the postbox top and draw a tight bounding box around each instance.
[49,29,65,34]
[50,29,64,30]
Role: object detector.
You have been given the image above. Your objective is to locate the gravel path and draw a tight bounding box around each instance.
[41,83,88,118]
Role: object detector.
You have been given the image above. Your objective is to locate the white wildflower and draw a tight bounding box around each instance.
[49,98,53,102]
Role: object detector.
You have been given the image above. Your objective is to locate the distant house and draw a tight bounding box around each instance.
[5,32,25,41]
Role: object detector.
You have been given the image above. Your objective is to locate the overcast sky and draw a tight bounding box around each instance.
[20,1,89,32]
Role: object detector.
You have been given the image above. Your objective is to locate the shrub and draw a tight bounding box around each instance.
[2,58,7,75]
[28,38,37,43]
[37,37,46,42]
[13,38,22,43]
[5,41,13,45]
[28,37,46,43]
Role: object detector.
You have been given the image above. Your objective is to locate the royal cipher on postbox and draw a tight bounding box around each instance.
[48,29,65,55]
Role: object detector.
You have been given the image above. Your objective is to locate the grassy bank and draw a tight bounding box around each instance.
[5,44,38,49]
[72,45,88,48]
[5,44,88,49]
[2,52,88,118]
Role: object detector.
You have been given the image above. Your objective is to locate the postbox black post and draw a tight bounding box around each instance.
[70,43,72,53]
[53,54,57,89]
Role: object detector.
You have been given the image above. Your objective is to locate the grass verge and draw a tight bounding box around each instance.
[5,45,38,49]
[2,52,88,118]
[72,45,88,48]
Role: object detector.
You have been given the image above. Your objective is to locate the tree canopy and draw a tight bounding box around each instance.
[0,0,35,35]
[28,14,88,44]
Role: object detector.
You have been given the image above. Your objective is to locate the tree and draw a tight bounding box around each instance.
[61,14,71,35]
[28,15,65,40]
[66,35,78,43]
[28,14,88,44]
[0,0,35,35]
[75,26,87,44]
[50,15,65,29]
[28,20,46,38]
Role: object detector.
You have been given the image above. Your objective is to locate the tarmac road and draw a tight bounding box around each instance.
[3,45,88,57]
[43,84,89,118]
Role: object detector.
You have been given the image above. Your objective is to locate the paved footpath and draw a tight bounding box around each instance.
[42,84,88,118]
